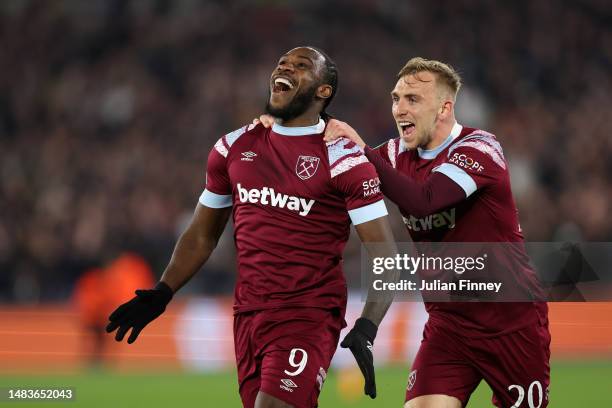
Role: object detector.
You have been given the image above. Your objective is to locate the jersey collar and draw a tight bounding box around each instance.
[272,118,325,136]
[416,122,463,159]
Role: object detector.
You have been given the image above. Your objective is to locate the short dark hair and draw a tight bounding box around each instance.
[309,47,338,118]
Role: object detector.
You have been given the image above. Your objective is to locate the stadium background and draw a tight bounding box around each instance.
[0,0,611,406]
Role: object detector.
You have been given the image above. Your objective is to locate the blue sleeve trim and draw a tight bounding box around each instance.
[199,189,233,208]
[433,163,477,197]
[348,200,388,225]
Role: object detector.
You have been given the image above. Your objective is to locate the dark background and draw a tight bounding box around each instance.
[0,0,610,302]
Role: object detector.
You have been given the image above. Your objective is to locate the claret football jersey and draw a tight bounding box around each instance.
[200,119,387,314]
[375,123,547,336]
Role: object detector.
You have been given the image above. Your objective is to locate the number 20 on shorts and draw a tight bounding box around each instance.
[508,380,546,408]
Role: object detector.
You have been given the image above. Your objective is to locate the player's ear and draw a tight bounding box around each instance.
[439,100,453,118]
[317,84,332,101]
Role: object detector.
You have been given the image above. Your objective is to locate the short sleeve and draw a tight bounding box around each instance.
[327,138,388,224]
[433,132,507,198]
[199,140,232,208]
[333,161,388,225]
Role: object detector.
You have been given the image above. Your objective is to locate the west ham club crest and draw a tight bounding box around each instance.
[295,155,320,180]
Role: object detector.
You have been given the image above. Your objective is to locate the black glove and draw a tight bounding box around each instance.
[340,317,378,399]
[105,281,173,344]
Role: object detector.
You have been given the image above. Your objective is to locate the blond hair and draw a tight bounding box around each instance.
[397,57,462,100]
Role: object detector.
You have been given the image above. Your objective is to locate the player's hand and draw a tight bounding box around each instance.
[252,114,275,128]
[105,282,173,344]
[323,119,366,148]
[340,317,378,399]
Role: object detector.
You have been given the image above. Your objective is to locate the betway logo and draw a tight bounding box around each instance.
[403,208,456,231]
[237,183,315,216]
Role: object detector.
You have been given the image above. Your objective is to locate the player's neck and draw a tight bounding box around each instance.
[277,110,321,127]
[424,119,455,150]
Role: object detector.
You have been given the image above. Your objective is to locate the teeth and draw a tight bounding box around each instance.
[274,78,294,89]
[398,122,413,127]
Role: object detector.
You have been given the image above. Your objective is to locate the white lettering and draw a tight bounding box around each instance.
[287,197,300,212]
[269,188,289,208]
[260,187,270,205]
[450,152,484,172]
[248,189,260,203]
[299,198,315,216]
[237,184,315,216]
[238,185,248,202]
[362,177,381,198]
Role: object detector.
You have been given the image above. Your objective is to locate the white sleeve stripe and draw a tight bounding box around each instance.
[330,155,369,178]
[199,189,232,208]
[225,126,248,146]
[433,163,477,198]
[388,139,397,169]
[348,200,388,225]
[214,138,228,158]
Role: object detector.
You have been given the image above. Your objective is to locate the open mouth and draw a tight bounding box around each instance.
[272,77,295,94]
[398,121,416,137]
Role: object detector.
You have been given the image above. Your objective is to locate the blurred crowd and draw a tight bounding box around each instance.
[0,0,610,302]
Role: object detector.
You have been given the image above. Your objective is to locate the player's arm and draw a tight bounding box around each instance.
[354,217,399,326]
[366,132,507,217]
[160,204,231,291]
[160,139,234,291]
[105,204,230,344]
[106,140,233,344]
[329,142,401,326]
[364,147,465,217]
[325,119,466,216]
[330,145,400,399]
[340,214,400,400]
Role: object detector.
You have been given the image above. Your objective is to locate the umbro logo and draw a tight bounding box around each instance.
[366,341,373,352]
[280,378,298,393]
[281,379,297,388]
[241,151,257,161]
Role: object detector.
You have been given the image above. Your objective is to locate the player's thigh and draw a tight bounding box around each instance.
[257,308,341,408]
[240,374,261,408]
[478,322,551,408]
[404,394,463,408]
[406,322,481,407]
[259,346,326,408]
[234,312,260,408]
